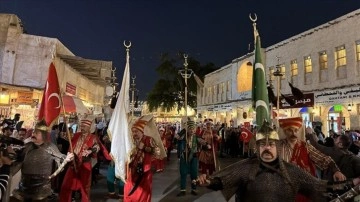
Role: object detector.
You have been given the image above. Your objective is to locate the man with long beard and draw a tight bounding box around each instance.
[60,116,100,202]
[196,121,356,202]
[278,117,346,202]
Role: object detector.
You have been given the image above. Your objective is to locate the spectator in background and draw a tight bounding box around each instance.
[218,123,226,158]
[23,129,33,144]
[17,128,27,142]
[314,126,325,145]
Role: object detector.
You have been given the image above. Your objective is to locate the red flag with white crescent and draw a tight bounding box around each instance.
[38,62,61,126]
[240,127,253,143]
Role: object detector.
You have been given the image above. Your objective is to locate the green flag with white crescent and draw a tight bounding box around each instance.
[252,35,270,128]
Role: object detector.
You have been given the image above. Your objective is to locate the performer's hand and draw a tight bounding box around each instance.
[333,171,346,181]
[65,152,74,162]
[196,174,210,186]
[82,150,92,157]
[207,144,212,150]
[0,151,12,165]
[353,177,360,186]
[305,126,314,135]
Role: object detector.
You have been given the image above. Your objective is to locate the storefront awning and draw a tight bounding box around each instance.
[58,54,112,85]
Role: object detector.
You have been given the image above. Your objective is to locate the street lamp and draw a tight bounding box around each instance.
[178,54,194,120]
[178,54,193,162]
[273,56,284,129]
[129,76,138,117]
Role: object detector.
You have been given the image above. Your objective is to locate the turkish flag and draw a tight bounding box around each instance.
[240,127,253,143]
[38,63,61,126]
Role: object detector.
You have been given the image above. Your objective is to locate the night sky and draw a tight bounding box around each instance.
[1,0,360,100]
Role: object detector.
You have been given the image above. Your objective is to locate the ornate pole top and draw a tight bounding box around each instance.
[183,54,188,69]
[249,13,259,42]
[123,40,131,51]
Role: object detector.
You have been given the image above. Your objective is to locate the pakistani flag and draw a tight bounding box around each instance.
[252,35,270,128]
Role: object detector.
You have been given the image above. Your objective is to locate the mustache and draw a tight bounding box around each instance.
[31,136,36,139]
[261,150,274,158]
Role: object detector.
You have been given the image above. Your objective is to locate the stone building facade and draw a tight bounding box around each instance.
[197,8,360,134]
[0,14,112,128]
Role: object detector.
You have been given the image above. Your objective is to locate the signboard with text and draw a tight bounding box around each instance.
[17,91,33,104]
[279,93,314,109]
[314,86,360,105]
[66,82,76,96]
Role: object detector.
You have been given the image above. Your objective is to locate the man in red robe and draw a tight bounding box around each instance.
[59,116,100,202]
[124,117,162,202]
[278,117,346,202]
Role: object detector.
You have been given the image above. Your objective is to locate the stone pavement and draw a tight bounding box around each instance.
[8,151,240,202]
[90,150,239,202]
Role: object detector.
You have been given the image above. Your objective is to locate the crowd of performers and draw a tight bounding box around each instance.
[0,113,359,202]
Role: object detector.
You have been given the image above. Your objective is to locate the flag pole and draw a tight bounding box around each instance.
[124,41,132,180]
[59,91,77,173]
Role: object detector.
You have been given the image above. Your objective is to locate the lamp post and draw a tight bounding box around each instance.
[129,76,137,117]
[273,56,284,130]
[179,54,194,121]
[179,54,193,162]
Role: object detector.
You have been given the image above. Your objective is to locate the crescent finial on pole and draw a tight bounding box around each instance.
[249,13,259,49]
[124,40,132,49]
[249,13,257,22]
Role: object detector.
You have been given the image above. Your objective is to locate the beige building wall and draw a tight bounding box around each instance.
[197,8,360,133]
[0,14,112,127]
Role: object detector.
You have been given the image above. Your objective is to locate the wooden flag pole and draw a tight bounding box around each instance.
[59,91,77,173]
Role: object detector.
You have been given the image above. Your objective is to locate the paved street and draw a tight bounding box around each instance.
[90,150,239,202]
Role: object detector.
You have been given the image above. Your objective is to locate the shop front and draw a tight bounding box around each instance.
[314,87,360,135]
[0,86,43,129]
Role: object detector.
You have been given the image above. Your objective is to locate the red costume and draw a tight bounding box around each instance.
[164,125,174,161]
[124,119,158,202]
[198,119,220,175]
[60,118,99,202]
[279,117,341,202]
[153,128,166,172]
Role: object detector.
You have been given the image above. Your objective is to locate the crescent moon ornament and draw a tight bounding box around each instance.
[123,40,132,48]
[48,93,61,109]
[242,132,248,140]
[183,54,188,59]
[249,13,257,22]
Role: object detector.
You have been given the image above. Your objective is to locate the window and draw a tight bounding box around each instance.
[227,81,230,92]
[291,60,298,76]
[304,56,312,73]
[356,41,360,61]
[269,66,275,81]
[335,45,346,67]
[319,51,328,69]
[207,87,211,97]
[213,85,217,95]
